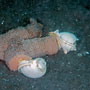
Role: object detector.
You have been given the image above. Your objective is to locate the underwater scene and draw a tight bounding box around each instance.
[0,0,90,90]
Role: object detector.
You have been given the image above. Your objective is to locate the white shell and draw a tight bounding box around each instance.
[59,32,78,54]
[18,58,46,78]
[54,30,78,54]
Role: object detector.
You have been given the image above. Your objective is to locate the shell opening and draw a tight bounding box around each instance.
[18,58,46,78]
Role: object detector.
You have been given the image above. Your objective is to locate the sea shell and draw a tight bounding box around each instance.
[18,58,46,78]
[59,32,79,54]
[53,30,79,54]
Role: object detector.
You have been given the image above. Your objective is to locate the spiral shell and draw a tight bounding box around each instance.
[18,58,46,78]
[51,30,78,54]
[59,32,79,54]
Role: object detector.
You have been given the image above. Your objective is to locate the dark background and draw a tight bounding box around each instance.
[0,0,90,90]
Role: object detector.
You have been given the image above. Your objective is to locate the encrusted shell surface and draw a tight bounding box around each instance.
[18,58,46,78]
